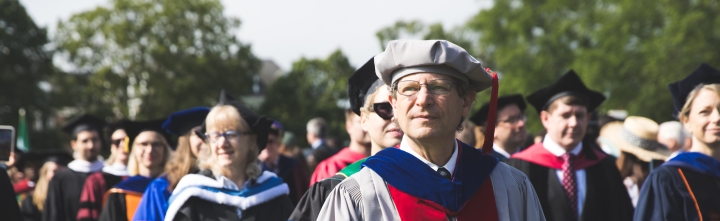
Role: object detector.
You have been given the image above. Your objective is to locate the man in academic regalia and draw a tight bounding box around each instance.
[507,71,634,221]
[318,40,545,221]
[77,120,130,221]
[43,114,107,221]
[470,94,528,162]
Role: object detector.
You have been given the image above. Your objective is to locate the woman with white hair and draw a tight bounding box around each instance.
[164,90,292,221]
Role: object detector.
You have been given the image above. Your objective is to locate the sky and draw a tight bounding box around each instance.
[20,0,492,71]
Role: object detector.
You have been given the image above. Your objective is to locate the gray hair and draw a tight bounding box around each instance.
[306,117,328,138]
[658,121,686,147]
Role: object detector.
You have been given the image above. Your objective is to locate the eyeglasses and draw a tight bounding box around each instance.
[372,102,394,120]
[394,79,456,97]
[204,130,253,144]
[498,115,527,125]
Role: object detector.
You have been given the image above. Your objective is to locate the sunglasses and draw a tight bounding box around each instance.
[372,102,394,120]
[111,138,125,147]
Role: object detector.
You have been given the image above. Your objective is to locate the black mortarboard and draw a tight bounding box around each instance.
[61,114,106,138]
[218,90,274,151]
[162,107,211,136]
[106,119,130,137]
[526,70,606,113]
[669,63,720,119]
[16,150,72,171]
[348,57,385,116]
[470,94,526,126]
[123,119,170,153]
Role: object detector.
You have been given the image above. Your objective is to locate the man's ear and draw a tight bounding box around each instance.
[540,110,551,129]
[462,92,477,116]
[360,113,370,132]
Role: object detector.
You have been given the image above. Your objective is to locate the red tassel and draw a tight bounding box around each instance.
[481,68,499,156]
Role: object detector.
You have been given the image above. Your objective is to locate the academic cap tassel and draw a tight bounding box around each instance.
[481,68,499,156]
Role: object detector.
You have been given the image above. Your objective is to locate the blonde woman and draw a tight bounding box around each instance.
[20,159,65,221]
[98,120,172,221]
[165,91,292,221]
[635,63,720,220]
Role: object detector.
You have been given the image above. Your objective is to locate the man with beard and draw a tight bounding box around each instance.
[470,94,528,162]
[44,114,106,221]
[507,71,633,221]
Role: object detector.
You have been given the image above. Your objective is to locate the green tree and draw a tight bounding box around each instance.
[465,0,720,131]
[260,50,355,147]
[53,0,260,120]
[0,0,58,149]
[375,20,476,55]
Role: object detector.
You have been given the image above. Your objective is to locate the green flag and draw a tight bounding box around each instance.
[17,108,29,151]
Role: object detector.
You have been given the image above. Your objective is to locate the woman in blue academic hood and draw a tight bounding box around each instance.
[132,107,210,221]
[634,63,720,220]
[164,90,292,221]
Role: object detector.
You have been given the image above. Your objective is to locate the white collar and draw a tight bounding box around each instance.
[102,162,128,176]
[543,134,583,157]
[68,159,105,173]
[668,149,685,160]
[492,143,512,158]
[311,139,324,149]
[399,136,458,176]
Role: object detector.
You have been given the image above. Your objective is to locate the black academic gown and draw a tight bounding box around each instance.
[288,174,344,221]
[0,166,22,221]
[507,142,634,221]
[264,155,309,206]
[42,169,91,221]
[173,196,293,221]
[20,193,41,221]
[633,153,720,220]
[492,150,509,162]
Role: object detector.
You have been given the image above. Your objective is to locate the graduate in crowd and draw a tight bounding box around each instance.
[634,63,720,220]
[319,40,545,220]
[258,121,309,205]
[305,117,337,173]
[20,156,67,221]
[78,120,131,221]
[132,107,210,221]
[43,114,107,221]
[289,57,404,221]
[103,121,131,176]
[98,119,172,221]
[470,94,528,162]
[656,121,688,160]
[164,90,292,221]
[309,109,371,185]
[508,71,634,221]
[604,116,668,207]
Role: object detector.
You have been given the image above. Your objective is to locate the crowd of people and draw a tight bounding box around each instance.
[1,39,719,221]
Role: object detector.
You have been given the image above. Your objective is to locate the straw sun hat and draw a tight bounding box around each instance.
[604,116,670,162]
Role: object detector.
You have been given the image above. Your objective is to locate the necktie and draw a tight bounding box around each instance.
[562,153,579,220]
[437,167,452,180]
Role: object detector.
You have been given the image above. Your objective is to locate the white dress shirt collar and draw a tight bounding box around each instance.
[492,143,512,159]
[399,136,458,176]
